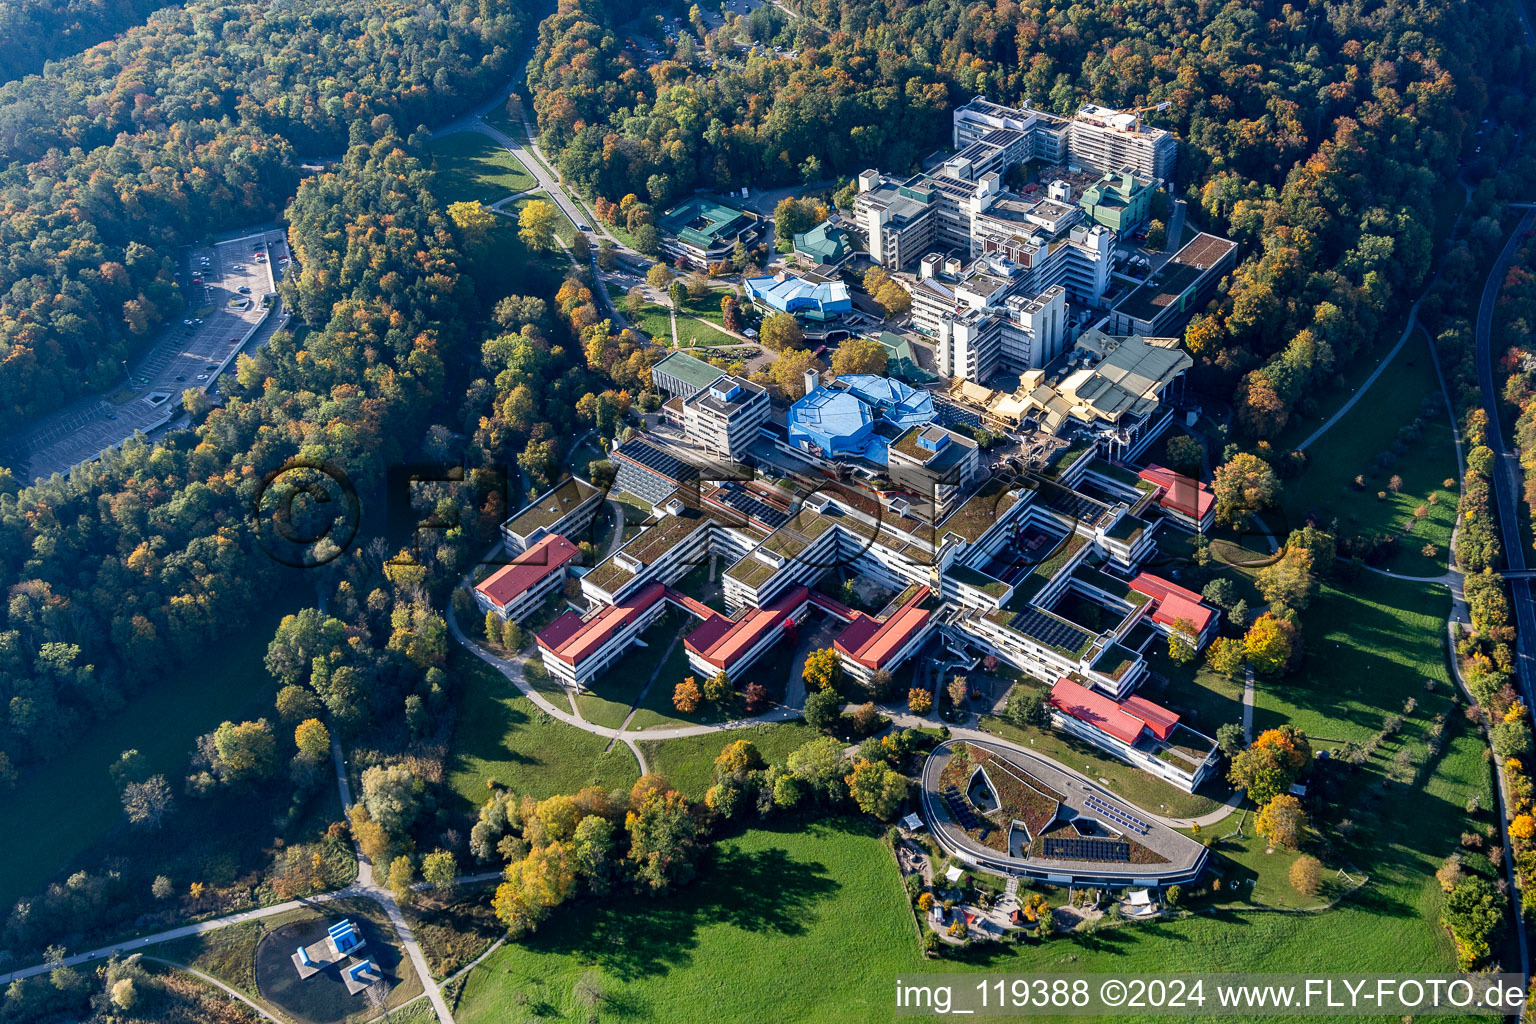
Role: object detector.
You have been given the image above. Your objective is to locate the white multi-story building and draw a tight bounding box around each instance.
[680,374,770,462]
[928,281,1070,382]
[952,97,1177,183]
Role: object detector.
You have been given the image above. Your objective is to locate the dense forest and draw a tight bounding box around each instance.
[530,0,1536,440]
[0,0,529,431]
[0,0,169,82]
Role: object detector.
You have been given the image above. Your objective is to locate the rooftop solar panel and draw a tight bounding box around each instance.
[1010,606,1094,654]
[1042,837,1131,862]
[614,437,698,484]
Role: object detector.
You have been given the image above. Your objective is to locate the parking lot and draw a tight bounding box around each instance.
[3,228,291,482]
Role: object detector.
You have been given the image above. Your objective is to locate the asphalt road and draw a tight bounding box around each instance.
[1475,209,1536,705]
[3,228,292,482]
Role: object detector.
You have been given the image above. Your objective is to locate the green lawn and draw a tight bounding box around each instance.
[454,819,917,1024]
[677,289,730,326]
[639,720,819,799]
[1248,575,1452,746]
[453,796,1483,1024]
[607,282,674,342]
[624,632,733,731]
[1281,327,1458,577]
[0,582,308,912]
[427,132,535,205]
[574,615,688,730]
[446,648,640,808]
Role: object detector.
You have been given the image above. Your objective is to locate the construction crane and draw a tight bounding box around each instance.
[1128,100,1172,129]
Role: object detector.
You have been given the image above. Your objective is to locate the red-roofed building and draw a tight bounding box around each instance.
[474,534,580,623]
[685,586,809,678]
[1047,678,1216,792]
[1137,464,1216,532]
[833,586,937,684]
[536,582,668,688]
[1128,572,1217,648]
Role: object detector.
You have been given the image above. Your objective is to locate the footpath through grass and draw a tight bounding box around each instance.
[1281,328,1458,577]
[446,648,640,809]
[427,132,535,204]
[639,720,820,799]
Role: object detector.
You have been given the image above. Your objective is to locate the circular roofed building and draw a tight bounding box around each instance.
[786,387,874,459]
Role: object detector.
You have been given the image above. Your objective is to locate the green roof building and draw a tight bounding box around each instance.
[657,196,760,268]
[1077,167,1158,232]
[792,220,852,265]
[650,351,725,398]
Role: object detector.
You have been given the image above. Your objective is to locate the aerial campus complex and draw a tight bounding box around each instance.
[4,0,1528,1007]
[468,97,1252,886]
[484,330,1223,887]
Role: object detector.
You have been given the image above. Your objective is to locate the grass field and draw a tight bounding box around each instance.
[0,585,307,911]
[446,648,640,809]
[609,285,674,343]
[574,616,686,730]
[625,645,726,730]
[639,720,820,799]
[454,819,916,1024]
[1248,574,1452,746]
[452,794,1482,1024]
[1280,328,1458,577]
[426,132,535,205]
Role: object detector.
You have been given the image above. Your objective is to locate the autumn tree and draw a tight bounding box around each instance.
[626,786,701,889]
[1167,617,1200,664]
[760,312,805,352]
[1289,854,1323,895]
[1212,452,1280,529]
[494,841,576,935]
[1255,794,1308,849]
[803,647,841,691]
[518,199,560,252]
[1206,636,1246,678]
[1244,614,1294,675]
[846,759,906,820]
[422,849,457,891]
[1256,546,1317,610]
[673,677,702,713]
[767,349,822,398]
[294,718,331,762]
[212,719,278,782]
[830,337,888,377]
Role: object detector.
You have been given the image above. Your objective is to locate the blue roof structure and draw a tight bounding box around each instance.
[786,376,937,464]
[787,387,874,458]
[745,274,852,321]
[837,374,935,432]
